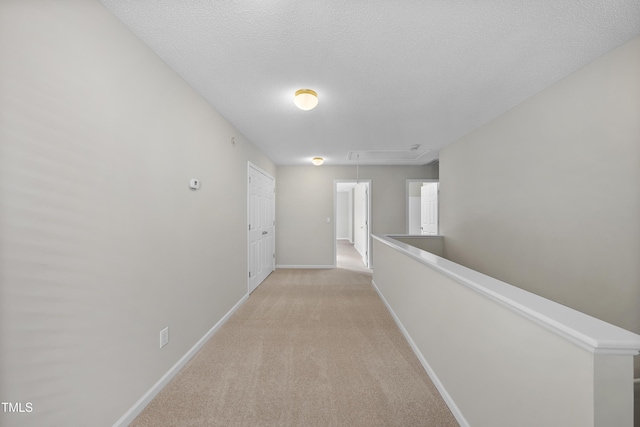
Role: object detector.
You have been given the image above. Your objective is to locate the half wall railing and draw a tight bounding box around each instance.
[372,234,640,427]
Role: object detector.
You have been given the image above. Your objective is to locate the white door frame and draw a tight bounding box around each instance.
[247,162,276,293]
[406,179,438,234]
[333,179,372,268]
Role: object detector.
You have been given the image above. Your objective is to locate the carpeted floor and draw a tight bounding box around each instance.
[131,268,458,426]
[336,240,372,274]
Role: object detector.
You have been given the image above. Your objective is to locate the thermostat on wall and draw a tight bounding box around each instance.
[189,179,200,190]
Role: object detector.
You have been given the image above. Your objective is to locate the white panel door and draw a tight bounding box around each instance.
[421,183,438,235]
[353,183,369,267]
[249,166,275,293]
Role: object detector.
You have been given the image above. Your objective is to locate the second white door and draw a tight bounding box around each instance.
[353,182,369,267]
[421,182,438,235]
[249,165,275,293]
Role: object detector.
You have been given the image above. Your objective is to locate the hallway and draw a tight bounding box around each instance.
[336,240,372,274]
[131,268,456,426]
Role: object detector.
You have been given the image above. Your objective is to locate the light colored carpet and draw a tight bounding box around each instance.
[131,268,458,426]
[336,240,372,274]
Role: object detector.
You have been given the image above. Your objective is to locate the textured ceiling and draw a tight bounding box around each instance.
[100,1,640,165]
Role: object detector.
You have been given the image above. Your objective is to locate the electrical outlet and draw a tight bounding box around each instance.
[160,327,169,349]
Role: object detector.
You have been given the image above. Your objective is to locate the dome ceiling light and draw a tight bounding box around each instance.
[311,157,324,166]
[294,89,318,111]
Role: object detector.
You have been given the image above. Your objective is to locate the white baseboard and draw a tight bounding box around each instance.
[112,293,250,427]
[276,265,335,269]
[371,280,470,427]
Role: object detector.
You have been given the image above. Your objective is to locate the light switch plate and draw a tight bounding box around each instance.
[160,327,169,349]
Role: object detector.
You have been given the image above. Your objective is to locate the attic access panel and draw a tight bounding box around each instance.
[347,150,431,163]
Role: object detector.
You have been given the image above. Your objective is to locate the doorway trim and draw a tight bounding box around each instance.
[334,179,372,269]
[406,179,439,234]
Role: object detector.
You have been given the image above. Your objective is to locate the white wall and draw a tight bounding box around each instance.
[440,36,640,374]
[276,165,438,267]
[408,197,421,234]
[336,190,351,240]
[408,181,423,234]
[0,2,275,426]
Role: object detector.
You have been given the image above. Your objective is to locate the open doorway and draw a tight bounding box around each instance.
[406,179,439,235]
[334,180,372,272]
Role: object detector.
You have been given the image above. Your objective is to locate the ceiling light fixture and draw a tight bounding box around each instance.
[312,157,324,166]
[294,89,318,111]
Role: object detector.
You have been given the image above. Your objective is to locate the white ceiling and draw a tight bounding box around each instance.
[100,1,640,166]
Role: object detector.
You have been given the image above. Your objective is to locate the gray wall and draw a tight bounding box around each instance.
[0,2,275,426]
[440,36,640,373]
[276,165,438,267]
